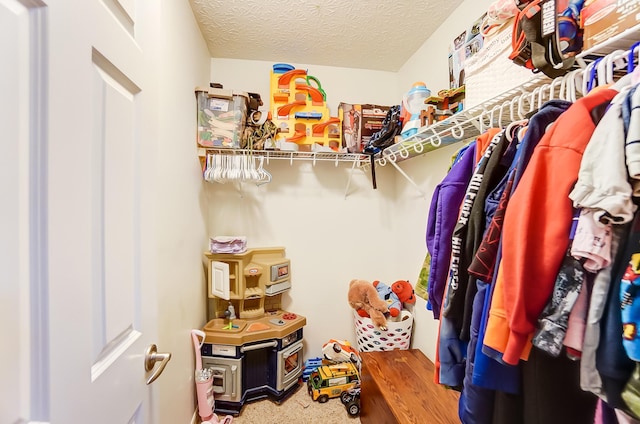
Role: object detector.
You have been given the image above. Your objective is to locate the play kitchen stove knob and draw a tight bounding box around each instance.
[144,344,172,385]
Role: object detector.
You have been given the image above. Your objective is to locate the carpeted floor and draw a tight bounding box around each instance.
[219,383,361,424]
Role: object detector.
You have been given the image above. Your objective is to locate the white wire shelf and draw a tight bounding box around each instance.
[198,147,369,166]
[374,73,552,166]
[198,23,640,173]
[372,22,640,168]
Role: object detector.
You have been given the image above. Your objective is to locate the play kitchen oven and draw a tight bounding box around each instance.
[200,317,305,416]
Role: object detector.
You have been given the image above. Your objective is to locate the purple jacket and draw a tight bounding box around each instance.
[427,142,477,319]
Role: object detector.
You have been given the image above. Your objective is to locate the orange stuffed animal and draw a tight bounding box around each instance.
[391,280,416,309]
[347,279,389,330]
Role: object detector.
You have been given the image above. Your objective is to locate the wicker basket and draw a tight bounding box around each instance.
[353,310,413,352]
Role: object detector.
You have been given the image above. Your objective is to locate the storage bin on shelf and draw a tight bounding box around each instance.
[353,309,413,352]
[195,87,248,149]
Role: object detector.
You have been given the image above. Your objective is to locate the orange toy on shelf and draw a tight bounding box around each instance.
[295,84,324,105]
[277,69,307,88]
[277,100,306,117]
[269,63,341,151]
[312,118,341,137]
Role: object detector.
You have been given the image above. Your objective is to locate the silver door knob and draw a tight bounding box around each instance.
[144,344,172,385]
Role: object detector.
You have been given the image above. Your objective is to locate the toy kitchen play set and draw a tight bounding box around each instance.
[201,247,306,416]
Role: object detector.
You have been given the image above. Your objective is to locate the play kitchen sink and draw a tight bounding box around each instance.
[200,310,306,416]
[202,310,306,344]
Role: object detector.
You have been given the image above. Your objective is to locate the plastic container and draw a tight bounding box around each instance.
[401,82,431,139]
[196,87,248,149]
[353,310,413,352]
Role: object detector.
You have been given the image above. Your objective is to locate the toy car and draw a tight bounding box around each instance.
[345,398,360,416]
[322,339,361,365]
[341,381,361,417]
[307,362,360,403]
[340,381,360,404]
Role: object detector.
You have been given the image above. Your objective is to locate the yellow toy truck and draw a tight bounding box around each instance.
[306,362,360,403]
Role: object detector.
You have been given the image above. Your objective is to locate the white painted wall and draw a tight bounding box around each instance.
[397,0,496,92]
[207,60,404,358]
[202,152,401,360]
[211,58,401,114]
[200,0,490,364]
[155,2,211,424]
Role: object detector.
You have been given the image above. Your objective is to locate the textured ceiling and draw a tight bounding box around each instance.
[189,0,465,72]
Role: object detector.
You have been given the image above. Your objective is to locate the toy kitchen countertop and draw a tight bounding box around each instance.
[202,310,306,345]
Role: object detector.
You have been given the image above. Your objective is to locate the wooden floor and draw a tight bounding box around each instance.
[360,349,460,424]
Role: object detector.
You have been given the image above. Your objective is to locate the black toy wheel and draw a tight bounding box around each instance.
[333,344,342,353]
[347,401,360,416]
[341,391,352,404]
[318,394,329,403]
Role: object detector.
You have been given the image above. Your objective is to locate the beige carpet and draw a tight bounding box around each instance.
[221,383,361,424]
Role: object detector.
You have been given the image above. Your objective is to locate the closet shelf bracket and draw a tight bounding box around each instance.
[387,158,427,199]
[344,158,359,199]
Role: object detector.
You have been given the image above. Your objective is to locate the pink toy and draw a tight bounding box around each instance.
[192,329,234,424]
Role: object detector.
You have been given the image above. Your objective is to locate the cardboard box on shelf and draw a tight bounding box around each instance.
[338,103,390,153]
[582,0,640,50]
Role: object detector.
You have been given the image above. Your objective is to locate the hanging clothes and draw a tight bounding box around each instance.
[581,226,627,402]
[438,129,503,388]
[425,141,479,319]
[460,101,571,424]
[570,86,637,225]
[484,87,618,366]
[421,40,640,421]
[416,143,475,302]
[443,130,514,340]
[596,216,637,411]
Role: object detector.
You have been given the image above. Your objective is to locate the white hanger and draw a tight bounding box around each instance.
[256,156,272,186]
[479,106,489,134]
[549,77,563,101]
[582,59,599,95]
[565,69,583,102]
[517,91,530,119]
[628,42,640,84]
[450,117,465,139]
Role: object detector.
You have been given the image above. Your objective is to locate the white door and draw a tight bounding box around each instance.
[0,2,45,422]
[46,0,163,423]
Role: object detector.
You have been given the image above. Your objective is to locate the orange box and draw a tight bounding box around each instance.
[581,0,640,50]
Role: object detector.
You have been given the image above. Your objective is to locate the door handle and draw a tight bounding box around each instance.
[144,344,172,385]
[240,340,277,353]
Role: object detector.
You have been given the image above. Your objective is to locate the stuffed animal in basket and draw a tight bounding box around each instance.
[348,279,389,330]
[391,280,416,309]
[371,280,416,318]
[372,280,402,317]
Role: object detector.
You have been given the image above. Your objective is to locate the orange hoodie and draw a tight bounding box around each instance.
[483,88,617,365]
